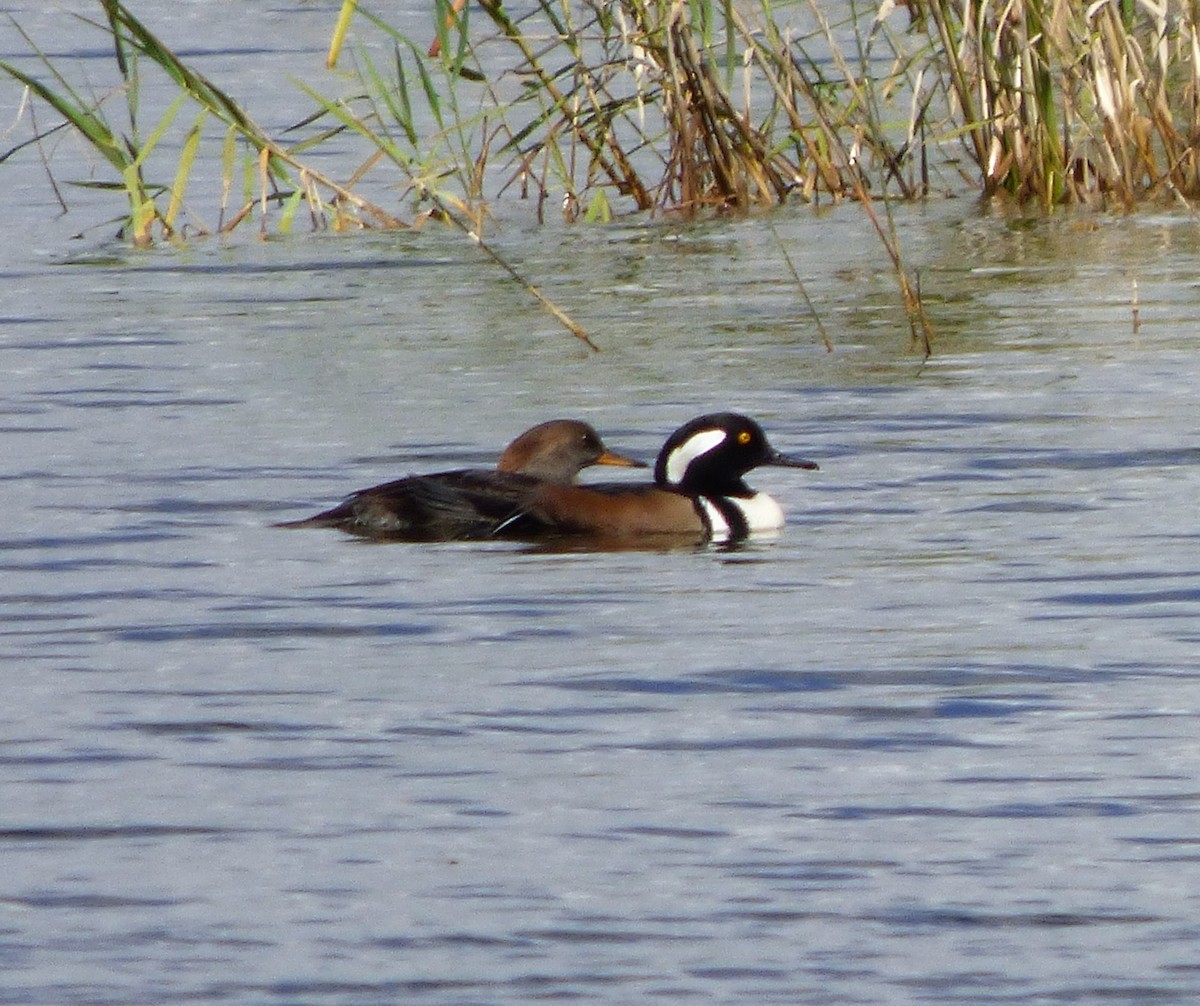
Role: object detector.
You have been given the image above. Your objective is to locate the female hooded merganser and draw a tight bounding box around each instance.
[275,419,644,540]
[503,412,818,543]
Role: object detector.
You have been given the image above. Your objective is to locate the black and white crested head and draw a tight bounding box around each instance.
[654,412,818,497]
[660,422,731,486]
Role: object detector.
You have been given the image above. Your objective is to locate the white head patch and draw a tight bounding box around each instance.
[665,429,727,485]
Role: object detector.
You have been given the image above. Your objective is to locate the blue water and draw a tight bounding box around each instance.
[5,4,1200,1004]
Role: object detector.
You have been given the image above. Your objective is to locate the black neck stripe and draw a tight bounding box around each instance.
[698,495,750,540]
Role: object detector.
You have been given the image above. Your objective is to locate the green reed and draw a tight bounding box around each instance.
[2,1,402,244]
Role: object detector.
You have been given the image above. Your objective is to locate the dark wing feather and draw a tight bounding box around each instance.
[275,469,543,540]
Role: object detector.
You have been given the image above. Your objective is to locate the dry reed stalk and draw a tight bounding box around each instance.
[923,0,1200,206]
[632,0,789,211]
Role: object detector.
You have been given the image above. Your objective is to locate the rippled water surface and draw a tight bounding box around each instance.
[6,4,1200,1004]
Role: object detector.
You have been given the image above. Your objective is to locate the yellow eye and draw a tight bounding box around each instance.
[737,430,752,445]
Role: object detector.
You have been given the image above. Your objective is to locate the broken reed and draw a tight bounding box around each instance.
[5,0,1200,238]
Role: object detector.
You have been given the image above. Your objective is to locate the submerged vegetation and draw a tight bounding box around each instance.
[1,1,1198,344]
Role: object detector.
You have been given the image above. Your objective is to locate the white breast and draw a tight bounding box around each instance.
[698,493,785,542]
[730,493,786,533]
[697,498,732,543]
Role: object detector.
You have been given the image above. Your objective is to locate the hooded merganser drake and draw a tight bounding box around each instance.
[275,419,645,540]
[503,412,818,543]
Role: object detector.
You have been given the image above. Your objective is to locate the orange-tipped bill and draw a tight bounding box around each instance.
[596,449,647,469]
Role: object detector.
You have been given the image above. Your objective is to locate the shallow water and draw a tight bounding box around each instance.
[6,4,1200,1005]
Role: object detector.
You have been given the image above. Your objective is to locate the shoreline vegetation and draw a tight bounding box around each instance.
[2,0,1195,350]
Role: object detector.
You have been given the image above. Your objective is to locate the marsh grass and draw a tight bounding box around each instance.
[920,0,1200,208]
[1,1,604,346]
[314,0,1200,350]
[8,1,1200,228]
[4,1,1200,348]
[2,1,403,246]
